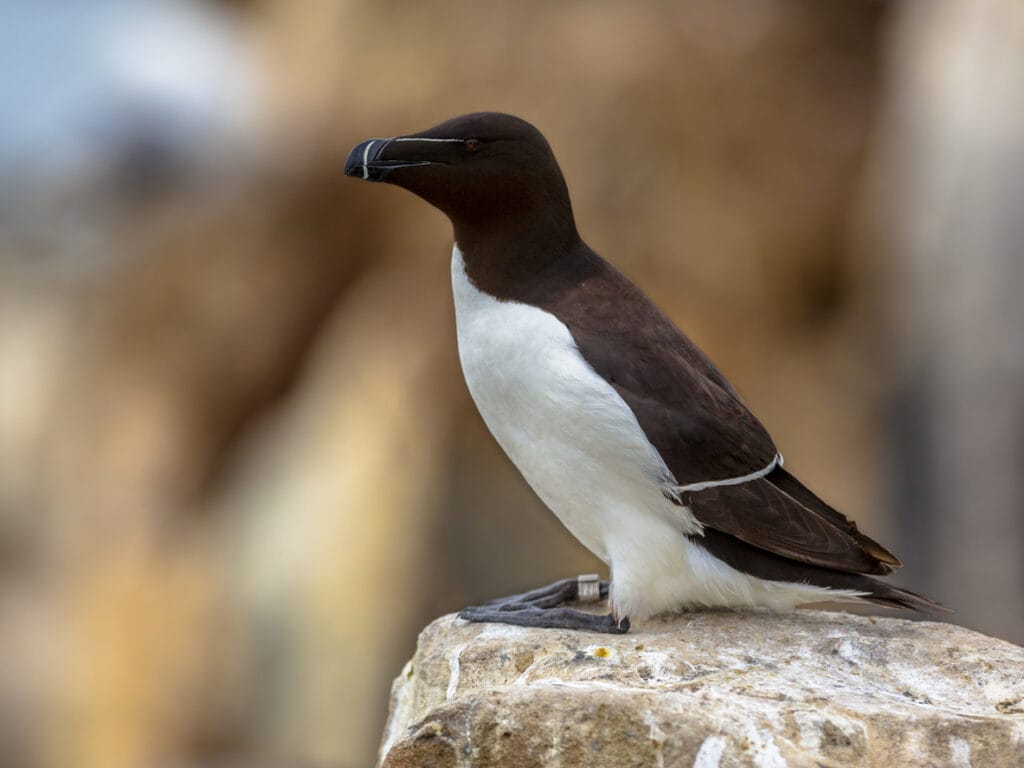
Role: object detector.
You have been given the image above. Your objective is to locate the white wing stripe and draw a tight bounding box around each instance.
[675,453,783,493]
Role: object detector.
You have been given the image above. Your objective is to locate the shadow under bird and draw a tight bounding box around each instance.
[344,112,944,634]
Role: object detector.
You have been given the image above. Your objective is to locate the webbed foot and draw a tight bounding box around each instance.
[458,575,629,634]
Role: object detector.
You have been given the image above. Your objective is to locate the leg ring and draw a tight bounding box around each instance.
[577,573,601,603]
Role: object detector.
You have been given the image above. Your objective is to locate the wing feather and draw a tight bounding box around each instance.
[530,246,899,577]
[679,475,894,575]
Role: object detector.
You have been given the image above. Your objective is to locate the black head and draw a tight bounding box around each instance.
[344,112,576,240]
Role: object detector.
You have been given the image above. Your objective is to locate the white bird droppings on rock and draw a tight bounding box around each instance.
[949,736,973,768]
[445,642,466,700]
[693,735,727,767]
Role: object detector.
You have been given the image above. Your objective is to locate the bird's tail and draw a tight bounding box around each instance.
[855,577,952,614]
[692,527,951,614]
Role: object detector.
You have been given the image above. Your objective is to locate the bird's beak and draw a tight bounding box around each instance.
[344,137,432,182]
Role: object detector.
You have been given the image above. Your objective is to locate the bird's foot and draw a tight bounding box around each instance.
[458,575,630,634]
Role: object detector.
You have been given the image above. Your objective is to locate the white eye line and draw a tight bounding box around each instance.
[391,137,465,143]
[361,139,377,180]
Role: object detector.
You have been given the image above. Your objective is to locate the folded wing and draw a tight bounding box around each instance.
[536,247,903,580]
[677,467,900,575]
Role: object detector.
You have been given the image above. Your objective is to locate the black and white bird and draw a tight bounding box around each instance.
[344,112,942,634]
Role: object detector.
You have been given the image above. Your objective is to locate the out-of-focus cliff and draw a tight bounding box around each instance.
[0,2,1020,768]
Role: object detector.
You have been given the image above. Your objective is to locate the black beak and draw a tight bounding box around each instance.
[344,138,431,182]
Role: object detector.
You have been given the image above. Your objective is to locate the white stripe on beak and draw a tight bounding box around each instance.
[361,140,377,180]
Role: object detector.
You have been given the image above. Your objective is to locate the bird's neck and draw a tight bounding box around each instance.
[453,210,581,300]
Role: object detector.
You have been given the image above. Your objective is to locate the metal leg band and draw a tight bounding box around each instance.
[577,573,601,603]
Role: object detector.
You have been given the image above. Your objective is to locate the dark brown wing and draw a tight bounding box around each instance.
[766,467,901,570]
[679,473,897,575]
[540,254,781,488]
[534,245,898,576]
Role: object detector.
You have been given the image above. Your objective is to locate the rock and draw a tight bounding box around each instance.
[377,609,1024,767]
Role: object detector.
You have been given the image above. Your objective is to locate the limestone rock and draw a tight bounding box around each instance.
[378,610,1024,767]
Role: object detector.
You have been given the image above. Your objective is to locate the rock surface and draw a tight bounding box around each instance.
[377,609,1024,767]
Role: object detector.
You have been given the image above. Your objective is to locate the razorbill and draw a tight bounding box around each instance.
[343,112,943,634]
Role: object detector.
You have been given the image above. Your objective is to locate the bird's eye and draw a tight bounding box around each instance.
[464,138,481,152]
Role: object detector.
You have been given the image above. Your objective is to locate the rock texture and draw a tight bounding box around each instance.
[378,610,1024,767]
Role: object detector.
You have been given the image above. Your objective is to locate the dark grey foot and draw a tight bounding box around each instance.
[459,605,630,633]
[458,577,630,634]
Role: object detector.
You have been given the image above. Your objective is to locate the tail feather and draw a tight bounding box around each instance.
[691,527,949,614]
[858,580,951,613]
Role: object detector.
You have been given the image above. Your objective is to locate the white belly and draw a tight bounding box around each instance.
[450,245,857,619]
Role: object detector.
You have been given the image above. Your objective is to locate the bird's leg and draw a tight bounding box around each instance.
[458,574,630,634]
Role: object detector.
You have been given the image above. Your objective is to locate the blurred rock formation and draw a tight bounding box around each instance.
[867,0,1024,644]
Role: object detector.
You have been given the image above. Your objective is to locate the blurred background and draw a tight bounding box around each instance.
[1,1,1022,767]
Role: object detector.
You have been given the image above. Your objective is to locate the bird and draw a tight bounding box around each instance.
[343,112,944,634]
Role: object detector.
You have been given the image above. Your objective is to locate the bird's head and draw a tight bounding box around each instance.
[344,112,575,238]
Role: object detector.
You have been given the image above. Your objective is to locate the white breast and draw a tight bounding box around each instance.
[450,245,858,619]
